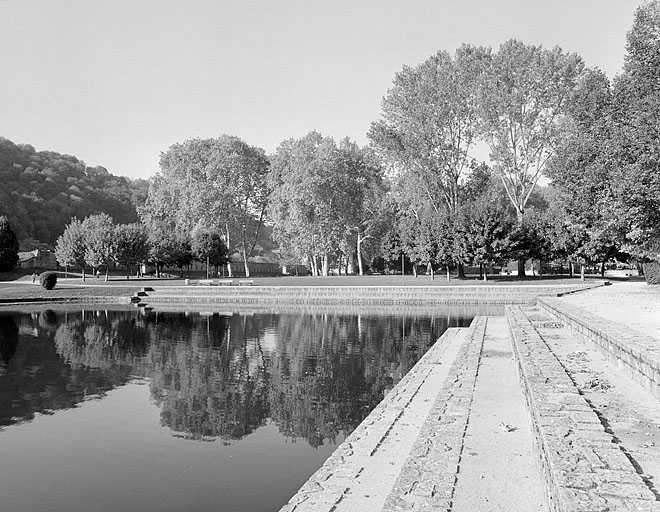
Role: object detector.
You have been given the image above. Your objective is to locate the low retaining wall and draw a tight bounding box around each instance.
[537,297,660,399]
[506,305,659,512]
[142,284,601,307]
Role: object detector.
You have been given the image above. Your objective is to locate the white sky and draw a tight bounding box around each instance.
[0,0,645,180]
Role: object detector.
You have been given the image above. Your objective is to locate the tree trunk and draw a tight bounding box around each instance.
[446,264,450,282]
[570,261,574,278]
[457,263,465,279]
[428,262,434,280]
[517,258,526,278]
[243,251,250,278]
[539,258,544,278]
[600,260,605,277]
[82,266,86,282]
[580,264,585,281]
[413,263,417,278]
[357,235,364,276]
[105,266,109,282]
[347,251,356,275]
[322,254,329,276]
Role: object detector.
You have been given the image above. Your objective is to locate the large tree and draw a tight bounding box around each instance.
[148,135,271,277]
[369,45,487,215]
[269,132,382,276]
[478,40,584,220]
[609,0,660,260]
[0,216,19,272]
[478,39,585,275]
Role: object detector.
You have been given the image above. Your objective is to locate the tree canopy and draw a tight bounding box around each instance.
[0,137,148,248]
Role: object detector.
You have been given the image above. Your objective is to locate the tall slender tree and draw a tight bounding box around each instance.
[478,39,585,275]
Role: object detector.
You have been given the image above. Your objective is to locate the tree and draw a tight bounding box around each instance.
[114,223,149,279]
[269,132,381,276]
[191,229,229,278]
[54,218,87,280]
[153,135,271,277]
[0,216,19,272]
[82,214,116,281]
[608,0,660,260]
[369,46,488,216]
[478,39,585,275]
[453,194,513,280]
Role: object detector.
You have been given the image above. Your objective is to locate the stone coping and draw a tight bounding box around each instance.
[506,305,660,511]
[537,297,660,399]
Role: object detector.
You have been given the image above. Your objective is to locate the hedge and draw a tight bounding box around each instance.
[39,272,58,290]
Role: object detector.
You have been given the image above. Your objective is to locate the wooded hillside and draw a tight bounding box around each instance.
[0,137,148,248]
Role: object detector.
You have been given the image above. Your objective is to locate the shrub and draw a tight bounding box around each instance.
[643,262,660,285]
[39,272,58,290]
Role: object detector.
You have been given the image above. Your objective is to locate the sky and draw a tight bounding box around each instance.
[0,0,646,180]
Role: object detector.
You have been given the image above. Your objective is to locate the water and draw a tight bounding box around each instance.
[0,307,476,512]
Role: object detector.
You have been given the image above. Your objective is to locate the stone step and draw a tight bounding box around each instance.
[507,305,660,511]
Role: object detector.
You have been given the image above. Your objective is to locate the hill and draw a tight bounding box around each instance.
[0,137,149,248]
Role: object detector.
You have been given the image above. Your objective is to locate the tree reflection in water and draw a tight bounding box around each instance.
[0,308,470,446]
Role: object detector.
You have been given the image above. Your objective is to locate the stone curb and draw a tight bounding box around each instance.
[382,317,487,511]
[506,305,660,512]
[537,297,660,399]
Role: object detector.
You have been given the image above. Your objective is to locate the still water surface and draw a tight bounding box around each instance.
[0,307,475,512]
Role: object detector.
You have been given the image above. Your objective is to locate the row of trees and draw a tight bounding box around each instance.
[137,3,659,278]
[54,214,230,279]
[4,2,657,278]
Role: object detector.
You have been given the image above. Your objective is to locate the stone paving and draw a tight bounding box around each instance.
[280,282,660,512]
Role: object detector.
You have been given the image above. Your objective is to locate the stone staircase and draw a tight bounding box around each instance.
[136,283,600,307]
[281,300,660,512]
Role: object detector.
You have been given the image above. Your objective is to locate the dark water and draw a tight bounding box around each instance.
[0,307,474,512]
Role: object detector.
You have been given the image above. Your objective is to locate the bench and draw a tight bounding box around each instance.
[218,279,234,286]
[197,279,215,286]
[238,280,254,286]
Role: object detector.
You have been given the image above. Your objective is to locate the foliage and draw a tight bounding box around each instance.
[369,45,488,215]
[453,194,513,272]
[54,218,86,274]
[0,216,19,272]
[39,271,57,290]
[269,132,384,276]
[547,2,660,263]
[0,136,147,247]
[114,223,149,278]
[643,262,660,285]
[143,135,271,277]
[191,229,229,272]
[478,39,585,221]
[82,214,116,278]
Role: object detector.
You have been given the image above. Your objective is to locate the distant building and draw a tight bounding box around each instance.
[18,250,58,270]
